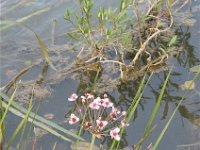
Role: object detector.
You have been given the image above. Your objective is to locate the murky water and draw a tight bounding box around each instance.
[1,0,200,150]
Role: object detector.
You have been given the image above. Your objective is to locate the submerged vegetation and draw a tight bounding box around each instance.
[0,0,200,149]
[63,0,184,82]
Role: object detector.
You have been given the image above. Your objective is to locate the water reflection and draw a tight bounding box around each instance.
[175,26,200,67]
[63,23,200,148]
[4,23,198,148]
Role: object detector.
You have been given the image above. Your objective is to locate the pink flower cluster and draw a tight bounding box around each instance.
[67,93,129,141]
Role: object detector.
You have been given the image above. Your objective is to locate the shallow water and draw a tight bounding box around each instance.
[0,0,200,150]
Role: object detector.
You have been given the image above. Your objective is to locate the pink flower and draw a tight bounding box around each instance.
[121,111,127,116]
[112,107,121,114]
[98,98,104,106]
[121,119,129,128]
[68,93,78,101]
[94,97,102,103]
[85,93,94,99]
[111,113,117,121]
[103,93,108,98]
[69,114,79,125]
[110,107,120,120]
[96,118,108,130]
[83,121,92,129]
[110,127,120,141]
[102,98,113,108]
[81,95,86,103]
[89,99,100,110]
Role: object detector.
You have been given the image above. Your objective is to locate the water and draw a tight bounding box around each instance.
[0,0,200,149]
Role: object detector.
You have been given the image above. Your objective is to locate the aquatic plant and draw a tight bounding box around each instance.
[0,90,85,149]
[67,93,129,141]
[0,0,197,149]
[63,0,192,84]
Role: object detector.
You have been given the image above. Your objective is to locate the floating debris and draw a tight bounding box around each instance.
[192,118,200,128]
[190,65,200,73]
[177,142,200,150]
[180,80,195,90]
[44,113,54,120]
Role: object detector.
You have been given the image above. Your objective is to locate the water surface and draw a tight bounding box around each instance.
[0,0,200,149]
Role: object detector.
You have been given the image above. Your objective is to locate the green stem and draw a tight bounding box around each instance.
[89,134,96,150]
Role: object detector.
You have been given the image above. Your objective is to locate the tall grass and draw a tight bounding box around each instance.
[1,69,199,149]
[109,68,171,150]
[152,70,200,150]
[6,95,33,149]
[109,73,151,150]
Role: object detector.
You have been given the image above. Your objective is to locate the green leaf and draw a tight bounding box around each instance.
[190,65,200,73]
[0,88,17,127]
[89,134,96,150]
[7,98,33,148]
[68,33,78,40]
[168,35,177,47]
[120,0,126,11]
[33,32,57,71]
[168,0,174,8]
[65,9,71,20]
[1,21,57,71]
[0,92,85,141]
[153,70,200,150]
[2,101,73,144]
[111,74,153,150]
[144,68,172,135]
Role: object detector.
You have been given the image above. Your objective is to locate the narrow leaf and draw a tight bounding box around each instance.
[144,68,172,135]
[2,101,73,143]
[0,89,17,126]
[153,69,200,150]
[168,35,177,47]
[7,99,33,148]
[0,92,84,141]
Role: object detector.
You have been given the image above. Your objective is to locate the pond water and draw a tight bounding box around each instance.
[0,0,200,150]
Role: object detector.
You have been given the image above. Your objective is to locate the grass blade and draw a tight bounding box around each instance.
[22,26,57,71]
[33,32,57,71]
[34,33,50,64]
[52,142,57,150]
[126,74,149,122]
[0,92,85,141]
[1,20,57,71]
[137,125,157,147]
[144,68,172,135]
[110,74,152,150]
[1,101,73,143]
[153,70,200,150]
[0,123,5,149]
[0,89,17,127]
[89,134,96,150]
[7,98,33,148]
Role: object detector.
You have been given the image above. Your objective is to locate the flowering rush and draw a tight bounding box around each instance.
[67,93,129,141]
[69,113,79,125]
[110,127,120,141]
[68,93,78,101]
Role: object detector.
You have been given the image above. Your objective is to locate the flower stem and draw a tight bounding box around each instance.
[89,134,96,150]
